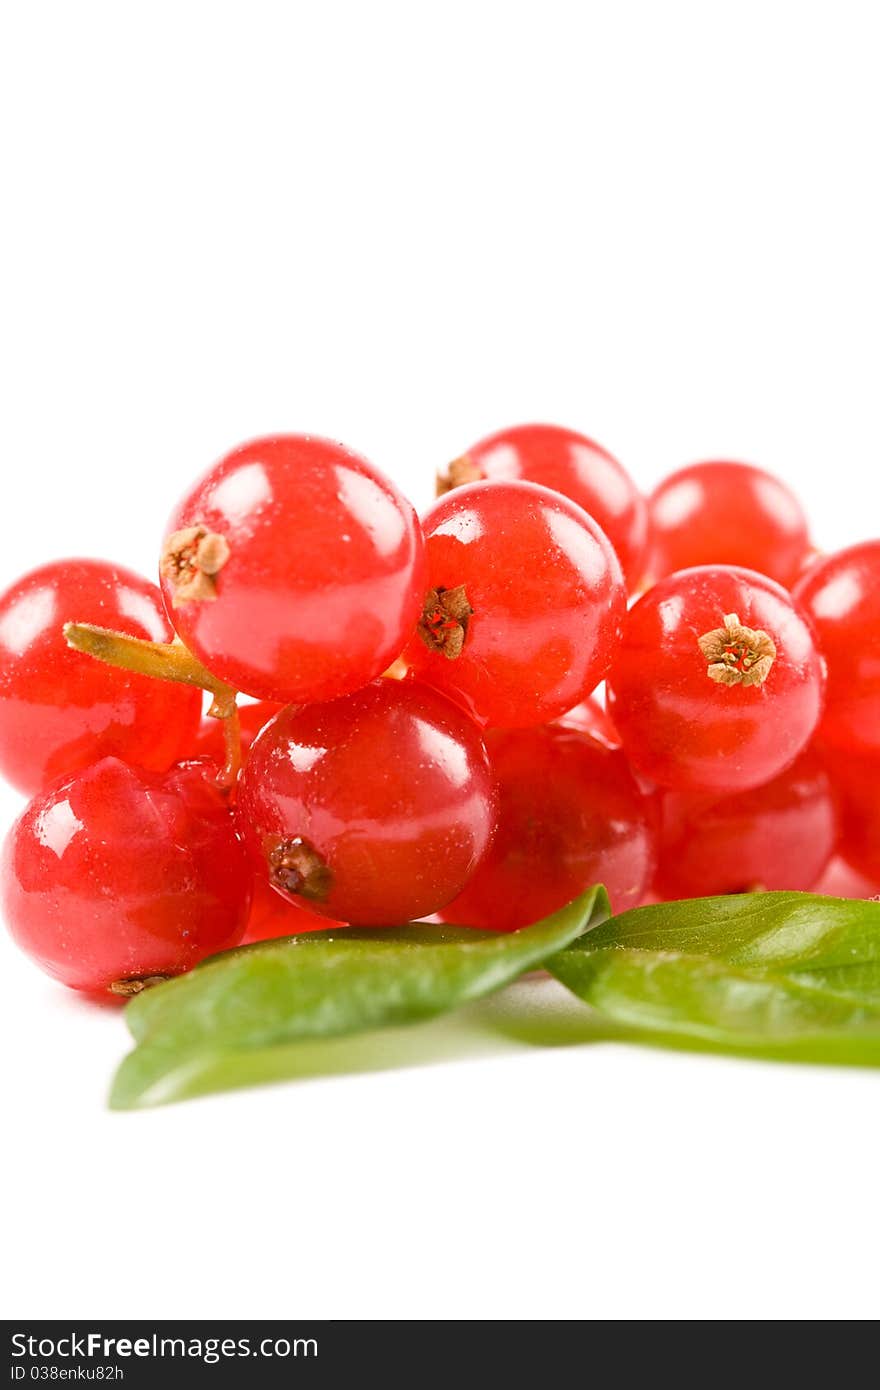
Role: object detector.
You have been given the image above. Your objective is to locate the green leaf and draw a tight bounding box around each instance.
[110,886,609,1110]
[547,892,880,1063]
[568,892,880,976]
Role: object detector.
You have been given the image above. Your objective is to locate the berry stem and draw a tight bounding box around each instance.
[63,622,243,788]
[64,622,226,695]
[436,454,483,496]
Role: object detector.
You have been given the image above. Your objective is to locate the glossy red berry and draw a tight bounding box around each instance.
[190,699,283,763]
[653,752,837,900]
[1,758,251,992]
[793,542,880,755]
[404,480,626,729]
[554,696,624,749]
[160,435,426,703]
[443,423,648,586]
[648,461,811,587]
[439,713,656,932]
[243,878,344,943]
[825,753,880,885]
[236,679,497,926]
[608,566,826,792]
[0,559,202,796]
[814,856,880,898]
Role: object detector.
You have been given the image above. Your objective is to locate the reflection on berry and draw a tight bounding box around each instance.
[648,461,811,586]
[243,877,344,943]
[0,560,201,795]
[608,565,825,792]
[237,680,497,926]
[442,423,648,586]
[794,541,880,755]
[2,758,251,992]
[406,480,626,728]
[654,752,837,899]
[161,435,426,704]
[440,716,657,931]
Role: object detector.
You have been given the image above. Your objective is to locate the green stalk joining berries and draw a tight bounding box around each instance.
[63,622,243,788]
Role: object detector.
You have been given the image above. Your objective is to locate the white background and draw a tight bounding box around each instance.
[2,0,879,1322]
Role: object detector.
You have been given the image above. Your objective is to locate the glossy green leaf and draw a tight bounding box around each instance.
[567,892,880,976]
[110,886,609,1109]
[548,892,880,1062]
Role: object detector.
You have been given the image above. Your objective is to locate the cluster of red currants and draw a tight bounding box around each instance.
[0,425,877,997]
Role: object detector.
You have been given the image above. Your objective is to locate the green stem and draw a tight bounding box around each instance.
[63,623,243,789]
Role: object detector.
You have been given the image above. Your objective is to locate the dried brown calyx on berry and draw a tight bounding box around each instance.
[698,613,777,687]
[109,974,170,997]
[435,455,483,496]
[161,525,231,606]
[267,837,333,901]
[417,585,473,661]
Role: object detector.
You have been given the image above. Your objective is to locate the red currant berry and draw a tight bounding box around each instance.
[441,423,648,586]
[190,699,283,764]
[648,461,811,586]
[160,435,426,703]
[236,680,497,925]
[556,696,623,749]
[607,566,826,792]
[653,751,837,899]
[243,878,344,943]
[0,559,202,796]
[404,480,626,729]
[793,542,880,755]
[1,758,251,992]
[439,715,657,931]
[814,856,880,899]
[824,753,880,884]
